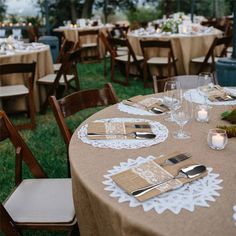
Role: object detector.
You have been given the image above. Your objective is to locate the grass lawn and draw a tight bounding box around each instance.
[0,61,152,236]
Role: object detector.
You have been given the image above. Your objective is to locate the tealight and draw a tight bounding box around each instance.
[195,105,210,122]
[207,128,228,150]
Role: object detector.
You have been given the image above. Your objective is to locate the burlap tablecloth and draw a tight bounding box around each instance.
[0,46,53,112]
[128,29,222,75]
[54,25,113,57]
[69,94,235,236]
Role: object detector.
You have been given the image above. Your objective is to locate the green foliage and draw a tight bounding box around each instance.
[221,108,236,124]
[217,125,236,138]
[0,0,6,21]
[126,7,161,24]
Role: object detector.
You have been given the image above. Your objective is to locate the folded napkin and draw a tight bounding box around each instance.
[112,152,207,202]
[200,85,235,102]
[87,121,152,140]
[123,95,169,112]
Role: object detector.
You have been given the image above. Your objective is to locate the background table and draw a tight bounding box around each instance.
[128,29,222,75]
[54,24,113,57]
[69,95,235,236]
[0,45,53,112]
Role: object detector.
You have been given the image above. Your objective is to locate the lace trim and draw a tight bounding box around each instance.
[103,155,223,214]
[77,118,169,149]
[233,205,236,226]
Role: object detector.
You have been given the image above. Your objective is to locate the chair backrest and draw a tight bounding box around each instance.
[49,83,118,148]
[100,31,116,57]
[153,75,199,93]
[0,111,47,185]
[78,29,99,46]
[140,39,178,76]
[56,39,75,63]
[108,36,140,65]
[109,25,129,39]
[0,62,36,103]
[197,36,232,74]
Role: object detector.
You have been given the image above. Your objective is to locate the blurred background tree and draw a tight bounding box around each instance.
[0,0,6,21]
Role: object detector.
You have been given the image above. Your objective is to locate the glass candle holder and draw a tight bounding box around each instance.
[207,128,228,150]
[195,104,210,122]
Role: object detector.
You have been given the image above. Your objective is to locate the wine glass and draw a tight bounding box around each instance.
[172,99,193,139]
[197,72,214,105]
[163,80,182,122]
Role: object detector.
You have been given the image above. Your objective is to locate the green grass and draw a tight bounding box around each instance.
[0,62,152,236]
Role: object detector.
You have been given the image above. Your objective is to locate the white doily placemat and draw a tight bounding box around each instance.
[184,88,236,105]
[117,97,165,116]
[233,205,236,226]
[77,118,168,149]
[103,156,223,214]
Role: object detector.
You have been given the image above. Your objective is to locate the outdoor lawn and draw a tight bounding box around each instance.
[0,61,152,236]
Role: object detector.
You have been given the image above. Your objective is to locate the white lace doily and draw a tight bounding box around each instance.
[184,88,236,105]
[103,156,223,214]
[233,205,236,226]
[117,97,165,116]
[77,118,168,149]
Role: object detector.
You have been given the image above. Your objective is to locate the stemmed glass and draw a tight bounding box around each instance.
[172,99,193,139]
[197,72,214,104]
[163,80,182,122]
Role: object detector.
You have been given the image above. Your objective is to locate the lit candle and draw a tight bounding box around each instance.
[212,134,224,149]
[197,108,208,121]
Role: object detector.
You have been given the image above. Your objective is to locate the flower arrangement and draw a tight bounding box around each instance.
[161,19,181,33]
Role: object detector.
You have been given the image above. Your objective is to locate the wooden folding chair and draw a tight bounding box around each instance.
[49,83,118,176]
[0,62,36,130]
[77,29,101,64]
[153,75,198,93]
[37,48,81,114]
[108,36,143,86]
[140,39,178,88]
[191,36,232,74]
[0,110,79,236]
[53,39,75,72]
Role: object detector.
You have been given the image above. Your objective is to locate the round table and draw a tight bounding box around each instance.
[127,29,222,75]
[54,24,113,57]
[0,43,53,112]
[69,93,235,236]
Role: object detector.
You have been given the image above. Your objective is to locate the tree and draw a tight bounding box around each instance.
[0,0,6,22]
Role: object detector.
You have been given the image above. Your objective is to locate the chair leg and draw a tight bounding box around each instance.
[68,224,80,236]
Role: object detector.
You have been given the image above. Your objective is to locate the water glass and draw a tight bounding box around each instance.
[163,80,182,122]
[172,99,192,139]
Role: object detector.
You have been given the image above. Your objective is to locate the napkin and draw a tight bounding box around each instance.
[200,85,235,102]
[87,121,152,140]
[123,95,169,112]
[112,152,207,202]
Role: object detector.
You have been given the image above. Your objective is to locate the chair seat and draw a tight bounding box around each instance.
[115,55,143,62]
[4,179,75,224]
[191,56,220,64]
[0,85,28,98]
[38,74,75,85]
[53,63,61,72]
[147,57,176,64]
[81,43,98,48]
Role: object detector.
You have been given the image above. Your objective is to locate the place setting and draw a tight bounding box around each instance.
[184,72,236,106]
[77,117,169,149]
[117,95,169,116]
[103,152,222,214]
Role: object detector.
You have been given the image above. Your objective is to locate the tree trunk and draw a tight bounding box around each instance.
[81,0,95,18]
[70,0,77,22]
